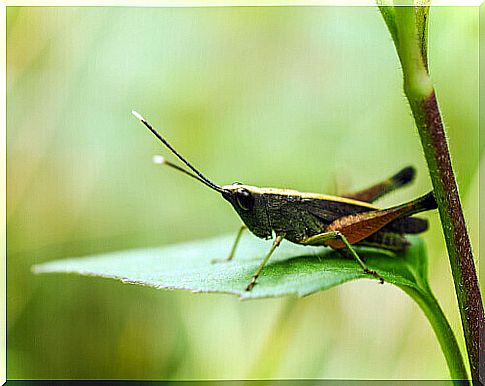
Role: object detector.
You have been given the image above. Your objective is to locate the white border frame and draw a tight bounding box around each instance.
[1,2,481,384]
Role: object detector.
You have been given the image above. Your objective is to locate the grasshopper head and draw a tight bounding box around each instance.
[221,184,272,240]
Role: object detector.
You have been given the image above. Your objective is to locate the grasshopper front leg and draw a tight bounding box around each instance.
[303,231,384,284]
[246,234,285,291]
[212,225,247,264]
[227,224,247,261]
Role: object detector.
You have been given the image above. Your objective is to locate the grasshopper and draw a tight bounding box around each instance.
[132,111,437,291]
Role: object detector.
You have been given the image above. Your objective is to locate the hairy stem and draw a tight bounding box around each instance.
[379,5,483,380]
[408,90,482,381]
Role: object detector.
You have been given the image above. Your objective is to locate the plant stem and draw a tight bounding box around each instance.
[399,285,468,381]
[409,90,483,380]
[384,6,484,380]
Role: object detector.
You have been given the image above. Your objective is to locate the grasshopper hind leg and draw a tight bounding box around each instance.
[337,248,367,263]
[303,231,384,284]
[335,232,385,284]
[342,166,415,203]
[359,231,411,253]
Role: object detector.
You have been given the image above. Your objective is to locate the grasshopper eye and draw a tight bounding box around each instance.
[235,188,254,211]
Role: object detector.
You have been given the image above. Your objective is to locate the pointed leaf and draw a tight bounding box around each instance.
[34,234,427,299]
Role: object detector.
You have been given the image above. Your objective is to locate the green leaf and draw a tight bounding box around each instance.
[33,233,468,379]
[35,233,425,299]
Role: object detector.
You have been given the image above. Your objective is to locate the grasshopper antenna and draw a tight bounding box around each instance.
[152,155,217,187]
[132,110,224,193]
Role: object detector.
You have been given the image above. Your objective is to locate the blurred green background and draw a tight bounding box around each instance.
[7,6,479,380]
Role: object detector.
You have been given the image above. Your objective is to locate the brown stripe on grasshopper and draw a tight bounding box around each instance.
[322,192,437,249]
